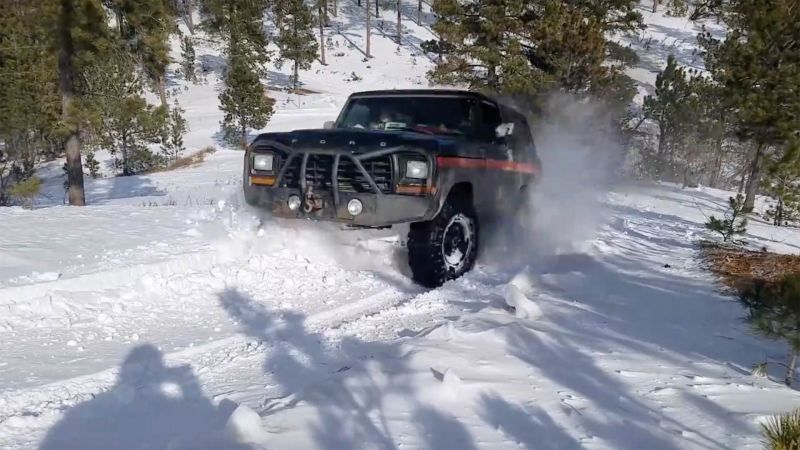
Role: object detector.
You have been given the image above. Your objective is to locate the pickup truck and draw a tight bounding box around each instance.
[243,89,540,287]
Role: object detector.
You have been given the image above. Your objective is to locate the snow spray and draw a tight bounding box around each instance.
[485,93,625,266]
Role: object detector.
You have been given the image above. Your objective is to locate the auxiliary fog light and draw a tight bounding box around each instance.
[287,195,302,211]
[347,199,363,216]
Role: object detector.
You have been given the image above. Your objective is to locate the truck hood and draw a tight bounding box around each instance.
[251,129,460,155]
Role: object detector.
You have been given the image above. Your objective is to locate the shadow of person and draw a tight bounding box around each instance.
[38,344,256,450]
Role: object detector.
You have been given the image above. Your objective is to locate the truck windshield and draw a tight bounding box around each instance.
[336,96,479,136]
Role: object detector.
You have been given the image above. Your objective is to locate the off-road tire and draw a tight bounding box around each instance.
[408,196,479,288]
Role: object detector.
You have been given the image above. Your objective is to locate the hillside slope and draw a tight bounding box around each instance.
[1,3,799,450]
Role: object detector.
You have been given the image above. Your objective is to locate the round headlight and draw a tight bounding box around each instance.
[347,199,363,216]
[405,160,429,179]
[253,153,274,171]
[287,195,301,211]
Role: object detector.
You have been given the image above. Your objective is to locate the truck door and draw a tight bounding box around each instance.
[479,101,519,215]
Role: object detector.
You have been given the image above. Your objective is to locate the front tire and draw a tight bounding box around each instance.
[408,196,479,288]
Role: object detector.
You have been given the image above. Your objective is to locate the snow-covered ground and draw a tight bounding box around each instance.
[1,3,799,450]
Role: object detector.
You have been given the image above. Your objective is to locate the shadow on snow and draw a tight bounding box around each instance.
[38,344,253,450]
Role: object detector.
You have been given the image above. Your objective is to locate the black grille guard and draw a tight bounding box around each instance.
[253,139,435,207]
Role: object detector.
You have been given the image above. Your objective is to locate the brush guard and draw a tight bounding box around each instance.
[250,140,435,210]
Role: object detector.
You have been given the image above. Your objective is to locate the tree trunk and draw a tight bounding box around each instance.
[121,134,130,176]
[319,2,326,65]
[682,165,691,189]
[744,142,765,211]
[332,0,337,17]
[115,8,124,36]
[293,61,299,89]
[709,139,724,188]
[184,0,195,34]
[417,0,422,25]
[241,125,248,150]
[375,0,379,18]
[786,350,798,387]
[396,0,401,44]
[657,122,668,156]
[487,64,498,91]
[157,75,168,109]
[652,0,658,13]
[58,0,86,206]
[738,168,746,193]
[366,0,371,57]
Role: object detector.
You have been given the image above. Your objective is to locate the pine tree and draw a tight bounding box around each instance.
[200,0,271,67]
[219,50,275,148]
[0,1,61,204]
[705,194,751,243]
[85,151,101,178]
[690,0,726,21]
[692,79,731,188]
[86,49,168,175]
[8,176,42,209]
[429,0,519,92]
[699,0,800,210]
[102,95,166,175]
[201,0,274,147]
[181,35,197,82]
[162,101,189,161]
[274,0,319,89]
[317,0,327,66]
[429,0,642,115]
[763,141,800,227]
[272,0,290,28]
[740,274,800,387]
[107,0,176,109]
[642,55,704,179]
[46,0,116,206]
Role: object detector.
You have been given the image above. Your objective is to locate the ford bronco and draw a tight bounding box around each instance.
[243,89,540,287]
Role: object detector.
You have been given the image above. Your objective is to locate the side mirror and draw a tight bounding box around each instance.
[323,121,335,130]
[495,123,514,138]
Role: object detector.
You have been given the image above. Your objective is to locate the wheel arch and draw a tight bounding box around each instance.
[446,182,474,206]
[429,181,474,219]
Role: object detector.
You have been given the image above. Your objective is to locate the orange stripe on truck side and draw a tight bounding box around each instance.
[436,156,538,175]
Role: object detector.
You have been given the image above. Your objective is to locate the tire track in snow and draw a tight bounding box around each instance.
[0,277,453,428]
[0,269,500,435]
[0,207,502,440]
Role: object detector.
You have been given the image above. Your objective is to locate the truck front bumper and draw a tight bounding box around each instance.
[243,140,438,228]
[244,185,433,227]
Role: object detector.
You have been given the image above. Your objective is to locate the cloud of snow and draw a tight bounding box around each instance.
[531,95,623,250]
[487,93,624,264]
[229,192,408,276]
